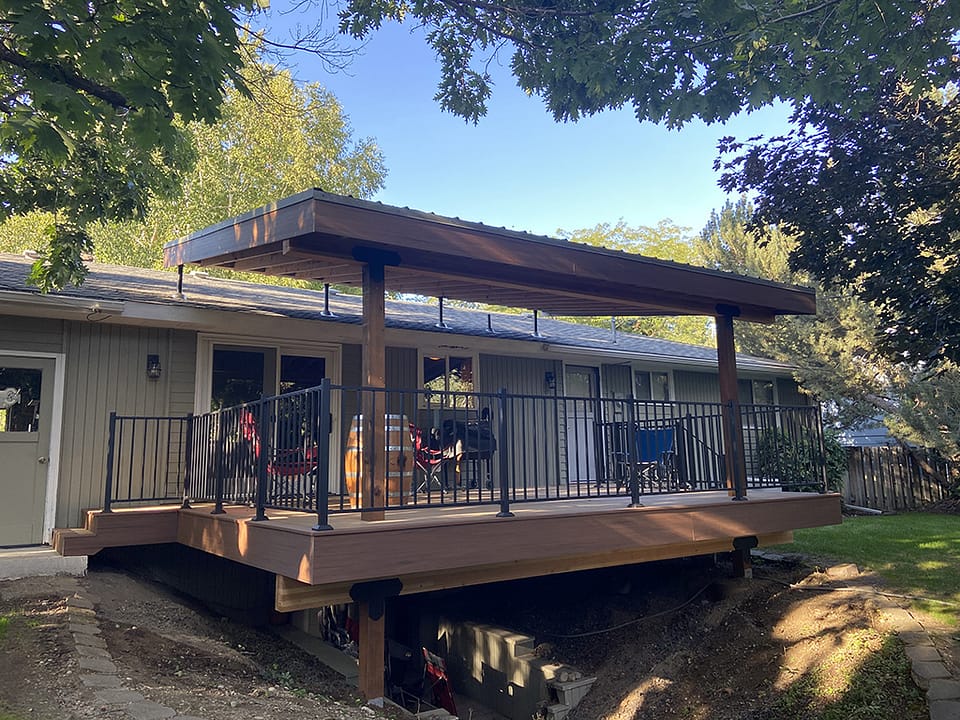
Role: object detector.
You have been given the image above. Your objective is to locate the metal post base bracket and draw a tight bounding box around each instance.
[350,578,403,620]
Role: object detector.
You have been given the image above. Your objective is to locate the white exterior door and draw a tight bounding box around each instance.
[0,356,55,546]
[564,366,599,484]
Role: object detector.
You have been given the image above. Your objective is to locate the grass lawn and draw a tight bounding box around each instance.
[774,512,960,624]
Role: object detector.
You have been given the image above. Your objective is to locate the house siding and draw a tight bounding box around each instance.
[0,314,65,354]
[601,364,633,400]
[777,377,807,406]
[479,354,565,492]
[674,370,722,404]
[56,322,192,528]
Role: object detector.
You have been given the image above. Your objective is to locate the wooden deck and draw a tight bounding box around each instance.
[55,490,841,609]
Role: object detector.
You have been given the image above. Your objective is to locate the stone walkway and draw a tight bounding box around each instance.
[67,590,203,720]
[874,601,960,720]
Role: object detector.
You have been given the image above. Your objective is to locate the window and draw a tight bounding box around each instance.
[753,380,775,405]
[635,370,670,401]
[202,337,332,411]
[738,379,776,405]
[0,367,42,432]
[422,354,475,407]
[211,348,271,408]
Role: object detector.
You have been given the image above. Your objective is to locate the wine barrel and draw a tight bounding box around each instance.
[343,414,411,508]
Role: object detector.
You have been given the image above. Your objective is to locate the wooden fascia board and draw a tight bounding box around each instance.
[276,531,796,609]
[304,200,816,316]
[292,211,815,317]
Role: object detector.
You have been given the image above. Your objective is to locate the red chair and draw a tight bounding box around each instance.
[422,647,458,716]
[240,409,319,500]
[408,423,462,493]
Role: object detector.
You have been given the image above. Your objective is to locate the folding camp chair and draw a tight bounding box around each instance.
[614,423,679,493]
[240,409,320,501]
[422,647,458,716]
[408,423,462,493]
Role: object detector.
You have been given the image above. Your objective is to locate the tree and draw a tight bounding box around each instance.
[697,198,960,464]
[0,0,262,289]
[717,80,960,367]
[559,220,713,346]
[92,60,386,269]
[0,58,386,273]
[339,0,959,125]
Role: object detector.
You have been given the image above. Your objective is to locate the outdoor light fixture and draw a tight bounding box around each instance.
[146,354,162,380]
[544,371,557,391]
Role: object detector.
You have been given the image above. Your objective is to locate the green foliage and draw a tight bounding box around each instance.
[754,425,843,493]
[558,220,713,347]
[0,0,258,290]
[339,0,958,126]
[780,513,960,624]
[1,55,387,275]
[696,198,960,467]
[719,80,960,368]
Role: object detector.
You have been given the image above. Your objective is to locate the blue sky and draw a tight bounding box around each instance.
[268,11,794,238]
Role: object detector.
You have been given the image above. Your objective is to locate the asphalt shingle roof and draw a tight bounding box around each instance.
[0,253,791,372]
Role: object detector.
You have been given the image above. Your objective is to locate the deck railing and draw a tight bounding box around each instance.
[101,381,828,527]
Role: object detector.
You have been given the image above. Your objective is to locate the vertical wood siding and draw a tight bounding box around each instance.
[601,364,632,399]
[674,370,722,403]
[479,354,565,493]
[0,315,65,353]
[56,323,193,528]
[777,378,807,406]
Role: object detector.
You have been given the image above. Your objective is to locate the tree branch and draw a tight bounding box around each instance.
[0,43,130,110]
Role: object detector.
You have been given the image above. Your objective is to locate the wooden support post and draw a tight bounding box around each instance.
[732,536,758,579]
[358,600,385,702]
[350,578,400,703]
[362,262,386,521]
[715,306,747,499]
[732,548,753,579]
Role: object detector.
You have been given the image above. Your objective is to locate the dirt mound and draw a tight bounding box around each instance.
[0,556,937,720]
[929,495,960,515]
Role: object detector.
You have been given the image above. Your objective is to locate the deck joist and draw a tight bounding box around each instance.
[54,491,841,609]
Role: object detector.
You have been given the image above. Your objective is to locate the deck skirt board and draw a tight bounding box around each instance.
[53,491,840,597]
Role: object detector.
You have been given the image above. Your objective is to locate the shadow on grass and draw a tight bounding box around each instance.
[754,634,926,720]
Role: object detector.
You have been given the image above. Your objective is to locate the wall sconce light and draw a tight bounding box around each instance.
[146,354,162,380]
[544,371,556,391]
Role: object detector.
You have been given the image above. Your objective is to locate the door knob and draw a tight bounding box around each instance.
[38,456,48,464]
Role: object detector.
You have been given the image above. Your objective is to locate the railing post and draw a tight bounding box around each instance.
[627,401,642,507]
[313,379,334,531]
[103,412,117,513]
[813,407,828,494]
[496,388,513,518]
[181,413,194,509]
[727,401,748,501]
[211,412,227,515]
[253,401,270,522]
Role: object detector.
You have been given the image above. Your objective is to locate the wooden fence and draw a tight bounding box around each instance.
[844,446,953,512]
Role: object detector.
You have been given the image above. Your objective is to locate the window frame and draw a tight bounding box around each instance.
[418,349,479,408]
[633,368,672,402]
